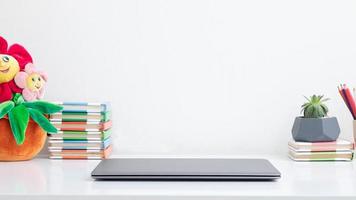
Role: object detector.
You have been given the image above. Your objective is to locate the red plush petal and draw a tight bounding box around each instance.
[8,80,23,93]
[0,83,13,103]
[0,36,8,53]
[8,44,33,70]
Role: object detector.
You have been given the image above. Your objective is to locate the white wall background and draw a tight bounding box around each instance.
[1,0,356,156]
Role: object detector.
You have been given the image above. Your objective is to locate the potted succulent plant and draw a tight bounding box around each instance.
[292,95,340,142]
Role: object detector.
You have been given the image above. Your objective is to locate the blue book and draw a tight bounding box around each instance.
[53,102,110,113]
[48,137,111,150]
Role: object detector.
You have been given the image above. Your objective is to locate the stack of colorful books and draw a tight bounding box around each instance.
[48,102,112,159]
[288,139,354,161]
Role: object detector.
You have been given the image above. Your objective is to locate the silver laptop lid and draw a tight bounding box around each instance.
[91,158,281,180]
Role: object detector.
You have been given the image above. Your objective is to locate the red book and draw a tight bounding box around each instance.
[51,120,112,131]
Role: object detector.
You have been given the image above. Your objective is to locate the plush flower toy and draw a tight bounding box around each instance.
[0,36,62,161]
[15,63,47,101]
[0,36,33,103]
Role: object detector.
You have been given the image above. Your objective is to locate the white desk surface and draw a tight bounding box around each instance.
[1,155,356,200]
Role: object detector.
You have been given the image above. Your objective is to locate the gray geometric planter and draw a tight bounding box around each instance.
[292,117,340,142]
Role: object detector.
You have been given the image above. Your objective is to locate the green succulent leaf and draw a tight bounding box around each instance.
[8,104,29,145]
[321,104,329,114]
[23,101,63,114]
[303,96,310,102]
[0,101,15,119]
[301,94,329,118]
[29,108,58,133]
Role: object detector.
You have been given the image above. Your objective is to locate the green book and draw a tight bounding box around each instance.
[288,150,354,161]
[49,111,111,122]
[48,130,111,141]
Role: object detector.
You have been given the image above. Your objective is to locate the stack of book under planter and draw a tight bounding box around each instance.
[48,102,112,160]
[288,139,354,161]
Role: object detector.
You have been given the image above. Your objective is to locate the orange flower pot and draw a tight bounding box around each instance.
[0,117,46,161]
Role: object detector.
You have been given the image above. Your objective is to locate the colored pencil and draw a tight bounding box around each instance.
[338,84,356,119]
[344,87,356,118]
[338,85,352,117]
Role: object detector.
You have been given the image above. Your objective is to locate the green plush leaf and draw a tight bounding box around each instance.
[23,101,63,114]
[0,101,14,118]
[29,108,58,133]
[12,93,24,105]
[8,105,29,145]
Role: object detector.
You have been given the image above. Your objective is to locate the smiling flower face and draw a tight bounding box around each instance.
[14,63,47,101]
[0,54,20,84]
[26,73,45,92]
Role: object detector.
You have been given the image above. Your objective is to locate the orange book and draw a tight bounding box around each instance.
[49,145,112,160]
[51,121,112,131]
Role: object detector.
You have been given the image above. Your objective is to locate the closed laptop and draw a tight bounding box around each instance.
[91,158,281,181]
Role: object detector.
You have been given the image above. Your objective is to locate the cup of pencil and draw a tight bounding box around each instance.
[338,84,356,143]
